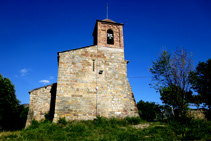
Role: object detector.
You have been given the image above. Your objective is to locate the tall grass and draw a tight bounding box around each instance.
[168,117,211,140]
[0,116,211,140]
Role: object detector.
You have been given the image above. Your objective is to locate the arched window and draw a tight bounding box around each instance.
[107,29,114,44]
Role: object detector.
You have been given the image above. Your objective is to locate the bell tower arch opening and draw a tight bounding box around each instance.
[107,29,114,44]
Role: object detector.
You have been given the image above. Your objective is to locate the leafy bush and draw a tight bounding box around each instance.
[189,59,211,115]
[58,117,67,126]
[168,118,211,140]
[26,120,39,130]
[0,74,28,131]
[125,117,143,125]
[44,112,50,121]
[137,100,161,121]
[205,109,211,120]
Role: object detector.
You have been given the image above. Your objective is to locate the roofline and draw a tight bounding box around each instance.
[97,19,124,26]
[29,83,57,93]
[57,45,96,55]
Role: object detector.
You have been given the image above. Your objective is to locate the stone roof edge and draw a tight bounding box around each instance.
[29,83,57,94]
[92,19,124,36]
[58,45,124,55]
[97,19,124,25]
[57,45,96,54]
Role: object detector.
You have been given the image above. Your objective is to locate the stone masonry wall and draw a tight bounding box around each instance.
[25,83,56,127]
[53,45,139,122]
[187,109,206,120]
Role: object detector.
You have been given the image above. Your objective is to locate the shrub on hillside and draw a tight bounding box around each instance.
[0,74,28,131]
[168,118,211,140]
[26,120,39,130]
[137,100,161,121]
[125,117,143,125]
[58,117,67,126]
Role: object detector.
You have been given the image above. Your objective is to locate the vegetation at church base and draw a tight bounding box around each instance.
[1,116,211,140]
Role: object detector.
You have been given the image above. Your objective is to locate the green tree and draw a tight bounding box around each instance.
[137,100,161,121]
[189,59,211,118]
[150,48,193,118]
[0,73,28,130]
[160,85,192,117]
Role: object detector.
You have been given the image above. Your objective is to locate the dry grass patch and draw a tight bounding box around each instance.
[132,122,166,129]
[132,123,150,129]
[0,131,20,139]
[0,131,18,136]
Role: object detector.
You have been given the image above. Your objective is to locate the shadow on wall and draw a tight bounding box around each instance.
[48,83,57,121]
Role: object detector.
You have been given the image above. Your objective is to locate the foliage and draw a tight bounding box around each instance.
[205,110,211,120]
[149,48,193,118]
[1,117,211,140]
[93,116,142,127]
[149,50,172,89]
[137,100,161,121]
[26,120,39,130]
[189,94,203,110]
[0,73,28,131]
[124,117,143,125]
[160,85,192,118]
[58,117,67,126]
[158,104,174,120]
[44,112,50,121]
[168,118,211,140]
[189,59,211,119]
[16,105,29,129]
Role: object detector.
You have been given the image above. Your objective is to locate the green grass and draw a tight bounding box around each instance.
[0,117,211,140]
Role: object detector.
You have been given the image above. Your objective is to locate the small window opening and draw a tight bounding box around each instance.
[93,60,95,71]
[107,29,114,44]
[99,70,103,74]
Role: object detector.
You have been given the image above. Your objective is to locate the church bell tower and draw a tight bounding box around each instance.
[92,19,124,49]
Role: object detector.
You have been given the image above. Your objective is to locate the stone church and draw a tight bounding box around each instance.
[26,19,139,127]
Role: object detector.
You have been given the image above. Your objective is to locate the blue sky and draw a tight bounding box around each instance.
[0,0,211,105]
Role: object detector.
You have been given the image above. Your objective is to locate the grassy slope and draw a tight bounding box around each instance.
[0,117,211,140]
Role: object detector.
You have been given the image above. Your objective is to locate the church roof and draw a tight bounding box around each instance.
[58,45,95,54]
[29,83,57,93]
[102,19,116,23]
[97,19,124,25]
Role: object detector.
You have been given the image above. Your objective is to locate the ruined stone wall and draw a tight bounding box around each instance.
[188,109,206,120]
[54,45,138,122]
[25,83,56,127]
